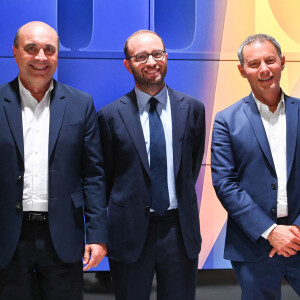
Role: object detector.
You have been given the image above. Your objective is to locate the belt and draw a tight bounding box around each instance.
[277,216,289,225]
[149,209,178,221]
[23,211,48,222]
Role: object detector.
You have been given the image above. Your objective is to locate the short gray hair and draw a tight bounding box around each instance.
[237,34,282,66]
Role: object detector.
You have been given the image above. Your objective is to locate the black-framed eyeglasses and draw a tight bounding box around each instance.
[126,50,166,63]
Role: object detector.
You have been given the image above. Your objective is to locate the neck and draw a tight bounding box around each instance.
[20,78,51,102]
[136,82,165,96]
[254,90,282,113]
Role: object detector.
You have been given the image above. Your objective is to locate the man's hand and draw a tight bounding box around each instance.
[268,225,300,258]
[83,243,107,271]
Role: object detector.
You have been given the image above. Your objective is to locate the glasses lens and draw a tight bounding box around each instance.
[136,53,148,62]
[152,50,164,60]
[134,50,165,63]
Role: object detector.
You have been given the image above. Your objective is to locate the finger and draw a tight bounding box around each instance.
[83,254,100,271]
[290,226,300,238]
[82,246,91,265]
[279,248,294,257]
[83,262,92,271]
[285,242,300,252]
[286,248,297,256]
[269,248,277,258]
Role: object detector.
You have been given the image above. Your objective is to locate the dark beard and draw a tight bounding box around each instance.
[131,65,167,94]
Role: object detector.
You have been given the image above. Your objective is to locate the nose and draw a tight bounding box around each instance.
[35,49,47,61]
[259,61,269,74]
[146,54,156,64]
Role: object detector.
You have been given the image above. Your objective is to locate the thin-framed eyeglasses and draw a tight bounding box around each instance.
[126,50,166,63]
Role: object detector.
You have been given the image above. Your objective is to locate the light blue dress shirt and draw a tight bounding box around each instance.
[135,85,178,211]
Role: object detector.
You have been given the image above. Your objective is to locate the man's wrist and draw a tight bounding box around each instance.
[262,223,277,239]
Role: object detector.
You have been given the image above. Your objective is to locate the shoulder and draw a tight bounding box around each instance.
[0,81,12,91]
[285,94,300,106]
[215,94,250,121]
[0,78,19,104]
[0,77,18,94]
[54,81,91,101]
[167,86,204,111]
[97,89,136,117]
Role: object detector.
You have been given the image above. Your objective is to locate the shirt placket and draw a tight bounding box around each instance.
[32,104,42,208]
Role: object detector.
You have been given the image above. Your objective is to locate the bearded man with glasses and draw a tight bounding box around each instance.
[97,30,206,300]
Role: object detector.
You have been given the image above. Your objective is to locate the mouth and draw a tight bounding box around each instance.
[144,67,160,75]
[259,76,273,82]
[30,64,49,71]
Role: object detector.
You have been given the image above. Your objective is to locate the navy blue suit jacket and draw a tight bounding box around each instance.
[211,93,300,262]
[98,87,205,263]
[0,78,107,269]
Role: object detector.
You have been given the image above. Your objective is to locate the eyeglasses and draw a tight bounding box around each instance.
[126,50,166,63]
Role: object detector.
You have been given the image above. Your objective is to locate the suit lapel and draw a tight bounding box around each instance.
[243,94,276,173]
[3,79,24,161]
[285,95,299,180]
[118,90,150,175]
[168,87,189,177]
[48,81,67,159]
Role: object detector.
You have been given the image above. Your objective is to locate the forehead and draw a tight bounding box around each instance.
[127,33,163,54]
[243,41,279,61]
[19,25,58,47]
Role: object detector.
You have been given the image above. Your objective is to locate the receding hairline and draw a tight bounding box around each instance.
[14,21,60,50]
[124,30,165,58]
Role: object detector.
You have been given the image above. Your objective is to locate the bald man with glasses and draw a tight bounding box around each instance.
[97,30,206,300]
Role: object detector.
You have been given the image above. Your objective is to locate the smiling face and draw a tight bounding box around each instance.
[123,32,168,95]
[13,21,58,94]
[238,40,285,106]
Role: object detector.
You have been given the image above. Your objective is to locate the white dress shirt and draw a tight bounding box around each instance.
[254,93,288,238]
[135,85,178,211]
[19,77,53,212]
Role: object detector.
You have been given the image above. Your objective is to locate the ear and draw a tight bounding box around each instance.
[281,55,285,71]
[12,46,17,62]
[238,64,246,78]
[123,59,133,74]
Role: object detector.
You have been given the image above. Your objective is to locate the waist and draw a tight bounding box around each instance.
[149,209,178,222]
[277,216,289,225]
[23,211,48,222]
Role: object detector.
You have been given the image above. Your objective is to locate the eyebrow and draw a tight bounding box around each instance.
[24,43,37,48]
[24,43,56,48]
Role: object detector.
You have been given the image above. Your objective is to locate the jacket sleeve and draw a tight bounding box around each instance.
[81,96,108,244]
[211,111,274,243]
[97,108,114,203]
[192,101,206,182]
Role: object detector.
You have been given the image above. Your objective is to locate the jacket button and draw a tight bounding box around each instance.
[271,183,276,190]
[16,202,22,210]
[145,205,150,214]
[145,175,150,182]
[271,208,276,215]
[17,174,23,181]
